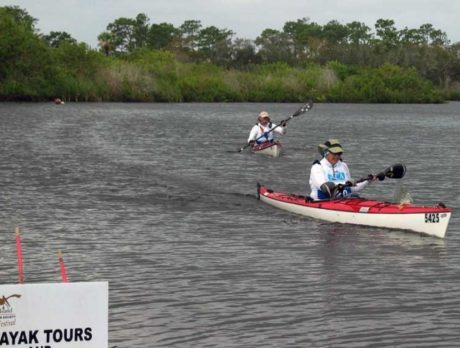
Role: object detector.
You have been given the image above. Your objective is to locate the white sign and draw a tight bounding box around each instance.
[0,282,108,348]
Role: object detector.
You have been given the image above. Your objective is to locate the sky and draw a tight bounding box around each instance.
[2,0,460,48]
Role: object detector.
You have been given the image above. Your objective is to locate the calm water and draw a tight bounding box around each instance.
[0,102,459,347]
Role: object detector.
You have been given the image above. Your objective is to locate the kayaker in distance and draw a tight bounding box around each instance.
[247,111,287,146]
[309,139,373,200]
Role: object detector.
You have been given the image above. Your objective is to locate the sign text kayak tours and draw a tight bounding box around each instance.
[0,328,92,346]
[0,282,108,348]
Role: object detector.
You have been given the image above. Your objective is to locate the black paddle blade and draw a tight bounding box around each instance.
[384,164,406,179]
[292,101,313,117]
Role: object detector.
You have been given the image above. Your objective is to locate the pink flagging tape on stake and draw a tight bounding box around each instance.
[15,227,24,284]
[58,250,68,283]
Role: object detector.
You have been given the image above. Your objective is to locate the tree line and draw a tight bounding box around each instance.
[1,5,459,102]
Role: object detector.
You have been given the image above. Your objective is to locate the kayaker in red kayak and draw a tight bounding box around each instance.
[309,139,372,200]
[247,111,287,146]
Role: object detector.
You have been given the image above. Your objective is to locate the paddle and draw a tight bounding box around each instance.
[238,101,314,153]
[356,163,406,184]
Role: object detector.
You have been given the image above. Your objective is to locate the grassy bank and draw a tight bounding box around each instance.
[1,47,446,103]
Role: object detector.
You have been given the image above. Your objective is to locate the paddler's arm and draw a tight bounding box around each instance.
[352,180,370,192]
[272,121,287,135]
[309,162,327,192]
[247,125,259,143]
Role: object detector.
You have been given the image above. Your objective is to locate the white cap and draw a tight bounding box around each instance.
[259,111,269,119]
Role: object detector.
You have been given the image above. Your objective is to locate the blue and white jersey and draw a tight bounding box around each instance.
[309,157,369,200]
[326,170,347,182]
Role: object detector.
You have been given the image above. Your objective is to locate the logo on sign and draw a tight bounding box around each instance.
[0,294,20,327]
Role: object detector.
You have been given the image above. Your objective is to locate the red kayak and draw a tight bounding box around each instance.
[257,183,451,238]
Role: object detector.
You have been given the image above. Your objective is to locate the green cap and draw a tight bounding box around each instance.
[321,139,343,154]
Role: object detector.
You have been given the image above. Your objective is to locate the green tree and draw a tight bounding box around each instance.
[101,13,150,53]
[345,21,372,45]
[283,18,323,60]
[255,29,293,64]
[147,22,179,49]
[42,31,77,48]
[229,38,259,68]
[133,13,150,48]
[374,19,399,48]
[400,24,448,46]
[196,26,233,64]
[0,6,54,100]
[105,17,136,52]
[97,31,116,56]
[322,20,348,44]
[400,27,425,45]
[179,19,202,50]
[418,23,448,46]
[0,5,36,31]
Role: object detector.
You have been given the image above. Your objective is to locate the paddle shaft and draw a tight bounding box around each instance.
[329,164,406,197]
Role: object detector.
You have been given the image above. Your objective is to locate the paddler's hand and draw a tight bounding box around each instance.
[280,120,287,127]
[248,140,255,146]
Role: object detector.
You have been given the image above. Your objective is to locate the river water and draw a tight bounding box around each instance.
[0,102,459,347]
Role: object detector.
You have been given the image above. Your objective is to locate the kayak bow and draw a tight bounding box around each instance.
[252,141,282,157]
[257,183,451,238]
